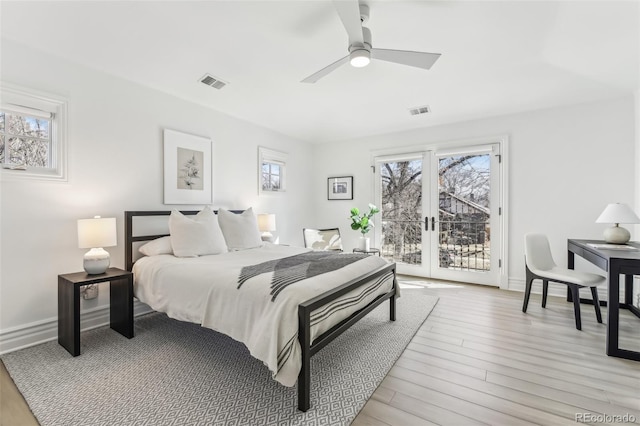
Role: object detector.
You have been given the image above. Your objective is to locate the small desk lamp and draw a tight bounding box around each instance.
[595,203,640,244]
[257,214,276,243]
[77,216,117,274]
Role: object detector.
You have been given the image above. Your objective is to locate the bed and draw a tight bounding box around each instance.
[125,210,398,411]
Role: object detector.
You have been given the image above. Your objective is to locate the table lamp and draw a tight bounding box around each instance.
[595,203,640,244]
[77,216,117,274]
[257,214,276,243]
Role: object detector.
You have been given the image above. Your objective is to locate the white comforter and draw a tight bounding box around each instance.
[133,243,395,386]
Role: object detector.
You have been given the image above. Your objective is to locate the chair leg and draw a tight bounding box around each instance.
[542,280,549,308]
[590,287,603,323]
[523,272,534,313]
[569,285,582,330]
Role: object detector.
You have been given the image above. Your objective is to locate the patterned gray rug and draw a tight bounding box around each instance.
[3,292,437,426]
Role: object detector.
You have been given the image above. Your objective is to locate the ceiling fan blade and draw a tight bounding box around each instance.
[371,48,441,70]
[332,0,364,45]
[301,55,350,83]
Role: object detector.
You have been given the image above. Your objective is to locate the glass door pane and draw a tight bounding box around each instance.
[437,153,491,271]
[430,144,501,285]
[377,155,430,276]
[375,143,501,285]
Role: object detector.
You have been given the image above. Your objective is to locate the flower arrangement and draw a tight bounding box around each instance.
[349,204,380,236]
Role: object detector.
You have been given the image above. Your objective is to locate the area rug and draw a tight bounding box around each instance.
[2,292,438,426]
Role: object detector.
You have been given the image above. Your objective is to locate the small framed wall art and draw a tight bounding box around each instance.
[327,176,353,200]
[163,129,212,204]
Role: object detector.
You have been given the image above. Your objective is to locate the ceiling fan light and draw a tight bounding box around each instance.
[350,49,370,68]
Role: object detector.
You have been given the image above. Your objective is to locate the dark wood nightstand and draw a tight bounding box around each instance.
[58,267,134,356]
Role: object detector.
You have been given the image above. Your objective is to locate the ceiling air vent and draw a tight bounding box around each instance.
[199,74,228,90]
[409,105,430,116]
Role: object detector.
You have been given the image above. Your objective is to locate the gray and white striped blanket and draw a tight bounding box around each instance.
[238,251,368,300]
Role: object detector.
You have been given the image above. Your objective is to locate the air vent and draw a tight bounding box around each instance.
[409,105,430,116]
[199,74,228,90]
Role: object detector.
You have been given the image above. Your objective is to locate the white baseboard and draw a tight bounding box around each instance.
[0,301,153,355]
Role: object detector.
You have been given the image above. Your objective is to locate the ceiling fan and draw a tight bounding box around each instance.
[301,0,441,83]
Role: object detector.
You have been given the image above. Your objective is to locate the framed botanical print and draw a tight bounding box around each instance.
[163,129,212,204]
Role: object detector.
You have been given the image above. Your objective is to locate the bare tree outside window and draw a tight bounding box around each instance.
[1,85,67,181]
[380,154,491,271]
[439,155,490,207]
[259,147,287,193]
[381,160,423,263]
[0,111,51,168]
[262,162,281,191]
[438,155,491,271]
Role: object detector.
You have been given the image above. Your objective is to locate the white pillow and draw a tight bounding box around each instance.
[169,208,228,257]
[139,236,173,256]
[218,207,263,251]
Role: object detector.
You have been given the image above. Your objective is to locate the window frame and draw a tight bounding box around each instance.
[258,146,287,194]
[0,83,68,181]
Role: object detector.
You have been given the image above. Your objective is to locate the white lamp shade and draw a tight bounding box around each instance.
[257,214,276,232]
[78,217,117,248]
[595,203,640,224]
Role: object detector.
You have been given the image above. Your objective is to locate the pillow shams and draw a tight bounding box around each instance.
[169,208,228,257]
[218,207,263,251]
[139,236,173,256]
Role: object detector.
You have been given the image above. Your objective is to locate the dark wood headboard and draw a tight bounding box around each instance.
[124,210,243,272]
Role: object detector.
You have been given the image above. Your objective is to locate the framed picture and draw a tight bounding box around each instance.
[327,176,353,200]
[163,129,212,204]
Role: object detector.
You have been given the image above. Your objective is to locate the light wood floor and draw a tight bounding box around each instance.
[2,278,639,426]
[353,277,640,426]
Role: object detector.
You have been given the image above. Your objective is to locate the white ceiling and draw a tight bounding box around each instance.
[2,1,639,143]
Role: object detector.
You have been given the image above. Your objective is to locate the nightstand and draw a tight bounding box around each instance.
[58,267,134,356]
[353,248,381,256]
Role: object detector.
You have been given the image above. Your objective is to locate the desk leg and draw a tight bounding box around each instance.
[624,274,633,305]
[567,249,575,302]
[606,262,620,357]
[58,279,80,356]
[110,276,134,338]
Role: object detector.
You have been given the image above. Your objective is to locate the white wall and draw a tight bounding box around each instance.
[310,97,637,290]
[0,40,314,350]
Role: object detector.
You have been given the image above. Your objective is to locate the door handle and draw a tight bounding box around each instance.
[431,216,435,231]
[424,216,429,231]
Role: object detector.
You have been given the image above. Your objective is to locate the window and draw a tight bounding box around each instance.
[262,161,282,191]
[0,84,67,181]
[1,108,52,168]
[258,147,287,194]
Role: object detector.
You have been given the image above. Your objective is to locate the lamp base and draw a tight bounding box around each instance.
[83,248,110,274]
[603,225,630,244]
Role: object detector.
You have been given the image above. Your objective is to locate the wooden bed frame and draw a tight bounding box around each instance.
[124,210,398,412]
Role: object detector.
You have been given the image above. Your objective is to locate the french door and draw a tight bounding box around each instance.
[374,143,503,286]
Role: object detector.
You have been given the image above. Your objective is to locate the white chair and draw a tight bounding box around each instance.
[523,233,605,330]
[302,228,343,251]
